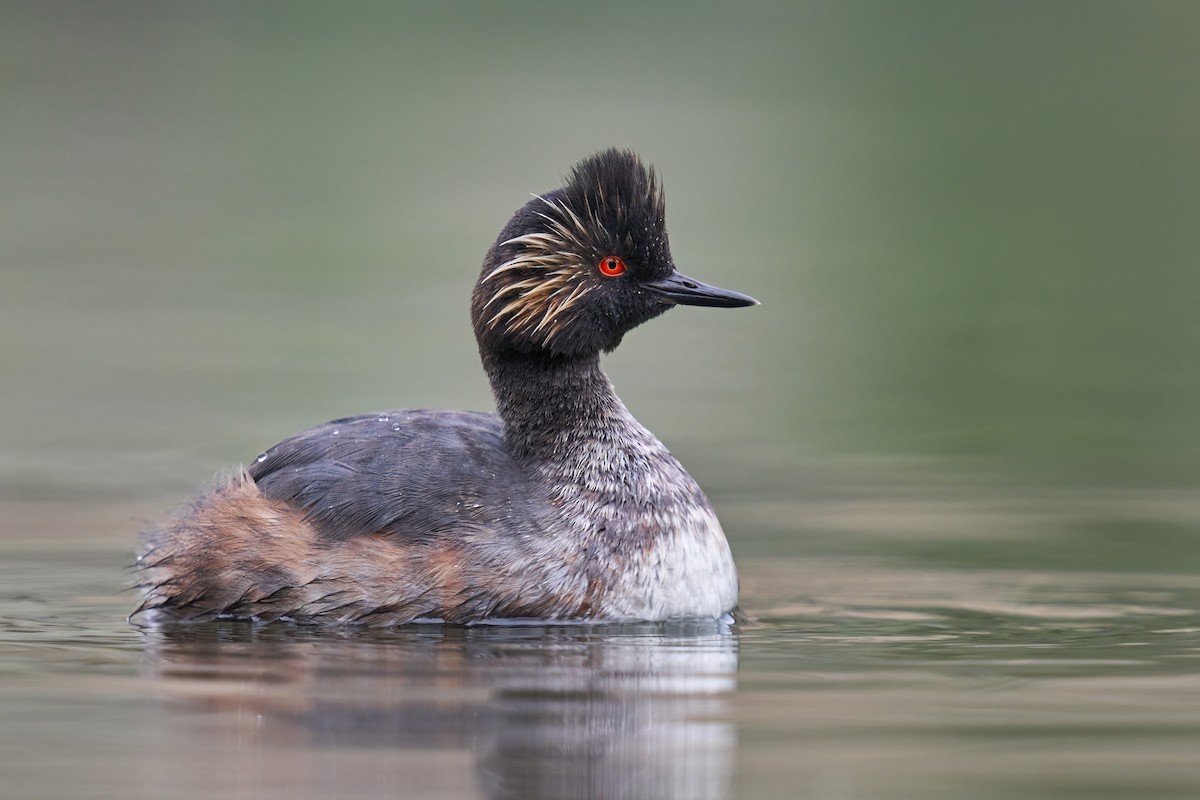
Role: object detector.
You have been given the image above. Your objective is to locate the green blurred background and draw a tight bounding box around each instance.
[3,0,1199,527]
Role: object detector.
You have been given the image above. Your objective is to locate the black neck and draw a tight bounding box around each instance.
[481,349,627,459]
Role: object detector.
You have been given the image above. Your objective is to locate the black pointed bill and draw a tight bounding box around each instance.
[644,271,759,308]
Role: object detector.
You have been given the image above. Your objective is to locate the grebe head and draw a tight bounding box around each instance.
[471,149,757,358]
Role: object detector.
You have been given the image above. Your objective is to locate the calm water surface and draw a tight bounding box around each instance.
[3,522,1199,800]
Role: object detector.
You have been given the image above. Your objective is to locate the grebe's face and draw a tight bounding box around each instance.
[471,150,756,358]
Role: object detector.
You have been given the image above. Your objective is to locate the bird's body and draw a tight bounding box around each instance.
[135,150,755,626]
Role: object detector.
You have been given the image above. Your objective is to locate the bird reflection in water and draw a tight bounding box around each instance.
[137,620,738,800]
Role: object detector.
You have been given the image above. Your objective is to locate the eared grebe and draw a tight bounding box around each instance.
[135,149,757,625]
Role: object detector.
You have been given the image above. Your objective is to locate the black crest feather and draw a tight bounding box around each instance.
[562,148,666,239]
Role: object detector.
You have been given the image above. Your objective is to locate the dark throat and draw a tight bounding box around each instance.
[481,350,627,460]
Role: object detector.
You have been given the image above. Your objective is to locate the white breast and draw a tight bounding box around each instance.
[601,504,739,621]
[537,403,740,621]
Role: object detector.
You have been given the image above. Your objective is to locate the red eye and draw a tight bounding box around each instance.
[598,256,626,277]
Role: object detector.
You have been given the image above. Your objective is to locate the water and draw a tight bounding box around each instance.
[3,526,1200,799]
[4,2,1200,798]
